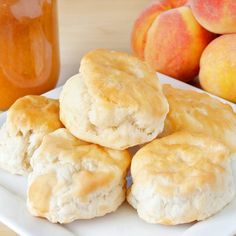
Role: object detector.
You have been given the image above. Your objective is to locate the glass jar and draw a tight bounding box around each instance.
[0,0,59,110]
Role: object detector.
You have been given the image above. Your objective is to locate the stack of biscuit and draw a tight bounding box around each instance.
[0,49,235,226]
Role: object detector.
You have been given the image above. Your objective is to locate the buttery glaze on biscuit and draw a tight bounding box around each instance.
[7,95,62,135]
[28,172,57,215]
[0,96,63,175]
[73,171,114,202]
[128,131,235,225]
[60,49,169,150]
[27,128,131,223]
[161,84,236,153]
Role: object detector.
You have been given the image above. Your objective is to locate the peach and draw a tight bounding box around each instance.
[199,34,236,103]
[190,0,236,34]
[131,0,188,59]
[169,0,189,7]
[144,6,215,81]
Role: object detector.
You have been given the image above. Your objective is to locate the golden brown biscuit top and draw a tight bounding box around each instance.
[80,49,168,118]
[29,128,131,207]
[32,128,131,174]
[7,95,63,135]
[131,131,230,197]
[161,85,236,152]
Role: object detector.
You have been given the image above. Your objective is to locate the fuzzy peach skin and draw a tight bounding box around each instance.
[190,0,236,34]
[131,0,188,59]
[144,6,215,82]
[199,34,236,103]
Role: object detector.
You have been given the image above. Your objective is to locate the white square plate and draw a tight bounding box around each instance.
[0,73,235,236]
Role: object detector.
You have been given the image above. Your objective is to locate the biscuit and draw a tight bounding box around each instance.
[161,84,236,153]
[27,128,131,223]
[127,131,235,225]
[0,95,63,175]
[60,49,169,150]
